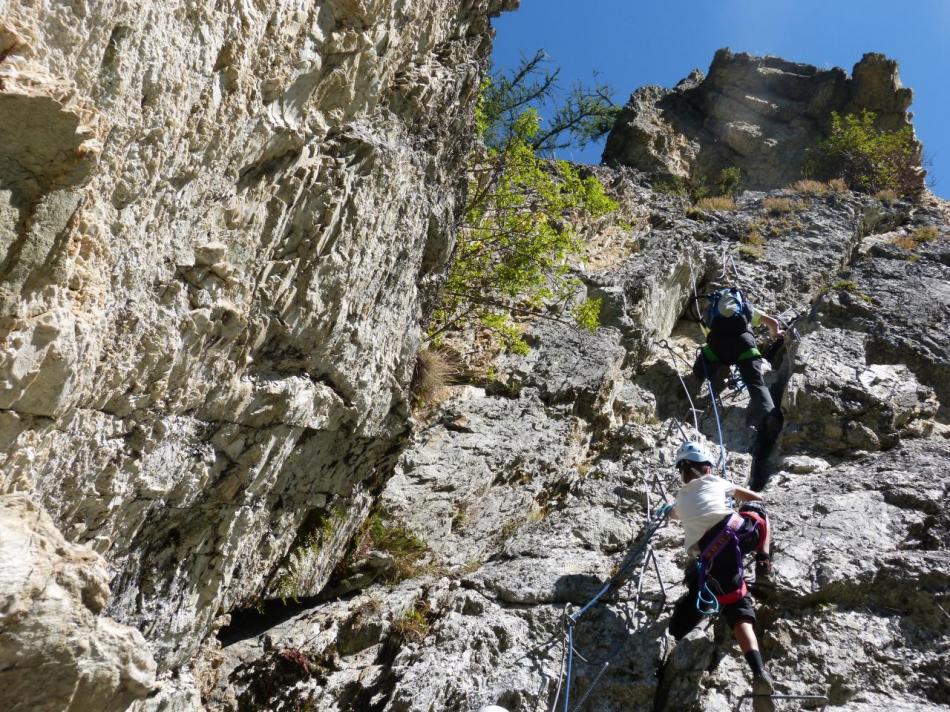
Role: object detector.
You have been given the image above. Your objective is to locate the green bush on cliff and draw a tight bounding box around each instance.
[429,55,619,354]
[805,110,923,199]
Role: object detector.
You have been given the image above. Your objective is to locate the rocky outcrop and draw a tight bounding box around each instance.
[0,495,156,711]
[0,0,515,693]
[204,169,950,710]
[603,49,921,190]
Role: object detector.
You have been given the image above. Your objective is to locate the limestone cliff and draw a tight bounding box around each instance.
[2,11,948,712]
[0,0,515,707]
[603,49,923,191]
[204,171,950,711]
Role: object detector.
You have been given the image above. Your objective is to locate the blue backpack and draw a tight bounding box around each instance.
[704,287,753,336]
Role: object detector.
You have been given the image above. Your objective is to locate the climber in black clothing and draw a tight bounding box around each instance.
[693,287,785,488]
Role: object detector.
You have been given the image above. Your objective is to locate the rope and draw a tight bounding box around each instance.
[721,245,741,283]
[699,352,729,477]
[656,339,701,433]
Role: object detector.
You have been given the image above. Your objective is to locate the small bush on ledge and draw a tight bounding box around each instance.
[805,110,924,200]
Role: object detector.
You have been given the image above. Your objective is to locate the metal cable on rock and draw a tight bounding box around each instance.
[548,501,672,712]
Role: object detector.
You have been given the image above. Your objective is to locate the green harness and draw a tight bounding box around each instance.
[702,344,761,363]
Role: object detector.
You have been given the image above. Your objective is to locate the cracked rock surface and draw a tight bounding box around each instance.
[0,0,515,707]
[206,170,950,710]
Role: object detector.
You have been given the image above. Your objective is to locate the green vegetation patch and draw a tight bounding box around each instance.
[805,110,923,199]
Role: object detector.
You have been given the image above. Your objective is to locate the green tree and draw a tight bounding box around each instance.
[428,53,619,354]
[478,50,621,154]
[805,110,923,199]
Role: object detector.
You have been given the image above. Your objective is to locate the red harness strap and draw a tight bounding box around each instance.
[739,510,768,554]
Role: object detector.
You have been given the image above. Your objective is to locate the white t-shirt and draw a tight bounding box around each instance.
[674,475,735,550]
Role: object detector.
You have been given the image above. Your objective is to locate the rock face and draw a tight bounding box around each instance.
[0,0,515,688]
[204,170,950,711]
[603,49,921,190]
[2,14,947,712]
[0,495,157,711]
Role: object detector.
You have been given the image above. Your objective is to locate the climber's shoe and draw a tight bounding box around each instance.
[751,554,774,599]
[751,671,776,712]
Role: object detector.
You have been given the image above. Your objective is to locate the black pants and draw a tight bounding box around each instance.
[693,332,778,432]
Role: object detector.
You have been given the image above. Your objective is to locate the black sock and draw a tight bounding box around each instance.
[745,650,765,677]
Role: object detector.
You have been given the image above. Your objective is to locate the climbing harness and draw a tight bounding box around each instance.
[549,474,674,712]
[694,513,750,614]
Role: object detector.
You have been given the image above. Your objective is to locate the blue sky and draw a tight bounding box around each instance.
[491,0,950,196]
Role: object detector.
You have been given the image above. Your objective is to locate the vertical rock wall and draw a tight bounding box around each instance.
[0,0,515,675]
[204,174,950,711]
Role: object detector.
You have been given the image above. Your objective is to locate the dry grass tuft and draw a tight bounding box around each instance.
[791,179,831,196]
[828,178,849,194]
[891,225,940,251]
[874,189,899,204]
[738,243,764,259]
[741,225,765,246]
[762,197,805,214]
[411,347,460,408]
[391,599,434,643]
[738,225,765,259]
[693,195,737,212]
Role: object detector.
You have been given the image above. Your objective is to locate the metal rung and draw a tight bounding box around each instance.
[735,693,829,711]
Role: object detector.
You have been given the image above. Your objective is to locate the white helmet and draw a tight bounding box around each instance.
[675,441,714,467]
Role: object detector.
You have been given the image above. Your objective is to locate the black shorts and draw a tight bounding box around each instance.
[668,560,757,639]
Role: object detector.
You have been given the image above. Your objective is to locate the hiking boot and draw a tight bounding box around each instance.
[752,671,776,712]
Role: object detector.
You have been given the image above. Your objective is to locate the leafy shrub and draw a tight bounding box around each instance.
[657,167,741,201]
[805,110,923,199]
[431,99,617,354]
[716,167,743,196]
[572,296,602,331]
[651,175,690,197]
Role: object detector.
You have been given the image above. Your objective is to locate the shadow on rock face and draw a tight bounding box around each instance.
[552,573,612,605]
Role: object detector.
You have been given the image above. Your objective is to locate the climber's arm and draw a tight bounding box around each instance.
[732,485,764,502]
[751,309,784,340]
